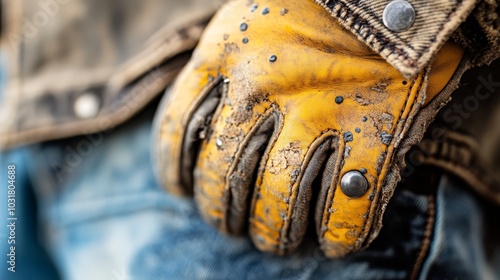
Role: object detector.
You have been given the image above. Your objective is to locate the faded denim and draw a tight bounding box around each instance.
[1,104,499,280]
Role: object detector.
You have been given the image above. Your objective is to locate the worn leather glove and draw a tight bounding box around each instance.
[154,0,464,257]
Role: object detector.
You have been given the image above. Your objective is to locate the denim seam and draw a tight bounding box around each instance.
[418,175,447,280]
[410,193,436,280]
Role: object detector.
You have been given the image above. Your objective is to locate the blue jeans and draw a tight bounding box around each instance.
[1,106,500,280]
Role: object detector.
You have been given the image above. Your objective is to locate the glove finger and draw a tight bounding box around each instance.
[248,107,342,254]
[193,82,273,233]
[315,41,465,258]
[154,64,221,196]
[223,111,281,234]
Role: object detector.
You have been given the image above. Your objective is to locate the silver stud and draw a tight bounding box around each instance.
[216,137,223,147]
[340,171,369,198]
[383,0,415,32]
[74,92,100,119]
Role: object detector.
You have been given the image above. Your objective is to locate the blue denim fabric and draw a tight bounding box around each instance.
[0,149,62,280]
[1,105,499,279]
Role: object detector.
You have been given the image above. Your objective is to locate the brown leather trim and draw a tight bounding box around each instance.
[410,194,435,280]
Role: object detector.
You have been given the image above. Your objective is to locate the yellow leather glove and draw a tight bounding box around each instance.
[154,0,464,258]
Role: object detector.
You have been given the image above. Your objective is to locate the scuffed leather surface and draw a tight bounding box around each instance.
[154,0,464,258]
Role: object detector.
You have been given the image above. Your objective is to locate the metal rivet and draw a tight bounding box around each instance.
[279,211,286,220]
[280,8,288,15]
[362,116,368,122]
[216,138,223,147]
[74,92,99,119]
[250,4,258,12]
[255,235,265,244]
[262,7,270,15]
[360,168,368,174]
[380,132,393,145]
[242,37,249,44]
[340,171,369,198]
[240,23,248,31]
[355,128,361,133]
[344,131,354,142]
[382,0,415,32]
[269,55,277,62]
[335,96,344,104]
